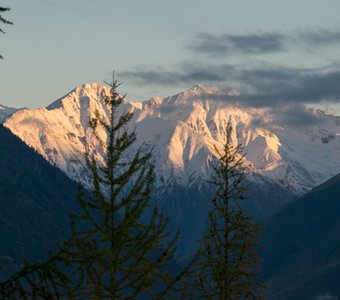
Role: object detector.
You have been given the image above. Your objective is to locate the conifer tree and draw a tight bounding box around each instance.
[0,6,13,59]
[194,120,264,300]
[58,73,184,299]
[0,74,187,299]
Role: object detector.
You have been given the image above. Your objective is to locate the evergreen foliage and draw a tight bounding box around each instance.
[193,120,264,300]
[56,73,184,299]
[0,6,13,59]
[0,253,71,299]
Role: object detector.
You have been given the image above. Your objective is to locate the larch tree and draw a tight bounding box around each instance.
[0,6,13,59]
[57,73,186,299]
[194,120,264,300]
[0,74,188,299]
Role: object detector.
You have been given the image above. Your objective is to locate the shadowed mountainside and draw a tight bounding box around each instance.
[0,125,80,279]
[261,173,340,300]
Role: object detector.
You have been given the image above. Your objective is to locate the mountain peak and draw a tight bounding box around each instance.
[188,84,221,94]
[162,84,220,106]
[47,82,110,110]
[79,81,107,92]
[190,84,206,91]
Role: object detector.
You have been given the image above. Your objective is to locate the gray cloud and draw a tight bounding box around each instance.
[121,66,180,86]
[273,104,326,127]
[122,27,340,127]
[233,67,340,105]
[188,32,285,56]
[187,28,340,57]
[250,104,326,128]
[122,61,340,126]
[298,29,340,46]
[122,62,340,107]
[121,63,238,87]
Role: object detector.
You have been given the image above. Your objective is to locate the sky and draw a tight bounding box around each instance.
[1,0,340,114]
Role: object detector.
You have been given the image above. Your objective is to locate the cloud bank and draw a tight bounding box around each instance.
[122,62,340,106]
[188,32,284,56]
[122,27,340,126]
[186,28,340,57]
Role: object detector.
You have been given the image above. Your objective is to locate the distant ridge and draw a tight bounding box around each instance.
[0,104,21,123]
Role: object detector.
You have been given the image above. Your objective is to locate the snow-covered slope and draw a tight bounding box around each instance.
[134,84,340,195]
[134,86,340,245]
[4,82,340,196]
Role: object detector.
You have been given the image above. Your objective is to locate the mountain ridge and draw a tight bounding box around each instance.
[3,82,340,201]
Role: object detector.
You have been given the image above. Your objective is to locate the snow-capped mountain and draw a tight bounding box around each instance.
[3,81,340,258]
[133,85,340,194]
[4,82,340,194]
